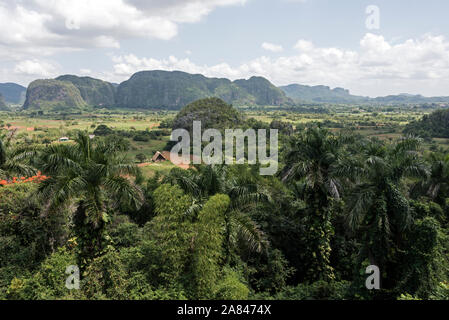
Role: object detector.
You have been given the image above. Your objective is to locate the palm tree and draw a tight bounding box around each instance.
[0,130,36,181]
[164,164,269,264]
[280,127,352,282]
[281,127,354,198]
[37,132,144,268]
[346,136,429,285]
[412,152,449,206]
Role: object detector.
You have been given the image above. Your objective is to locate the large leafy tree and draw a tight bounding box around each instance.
[37,132,144,269]
[164,164,269,264]
[192,193,230,299]
[143,184,242,299]
[346,136,429,288]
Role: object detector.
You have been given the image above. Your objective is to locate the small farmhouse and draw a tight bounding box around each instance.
[151,151,168,162]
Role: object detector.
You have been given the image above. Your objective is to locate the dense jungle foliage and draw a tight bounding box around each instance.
[0,100,448,300]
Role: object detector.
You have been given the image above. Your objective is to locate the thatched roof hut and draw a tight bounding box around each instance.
[151,151,168,162]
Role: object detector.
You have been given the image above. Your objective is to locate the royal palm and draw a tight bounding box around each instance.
[37,132,143,268]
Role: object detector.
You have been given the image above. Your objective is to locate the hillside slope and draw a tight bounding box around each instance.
[172,97,244,134]
[235,76,292,106]
[280,83,449,105]
[280,84,369,104]
[56,75,116,107]
[116,70,293,109]
[0,83,26,105]
[0,93,8,110]
[22,80,87,112]
[404,108,449,138]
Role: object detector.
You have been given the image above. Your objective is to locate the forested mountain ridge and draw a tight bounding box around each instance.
[115,70,293,109]
[22,75,116,111]
[21,71,293,111]
[281,83,449,105]
[233,76,292,106]
[22,80,87,112]
[0,93,8,110]
[56,75,116,107]
[280,84,369,104]
[16,70,449,111]
[0,83,27,105]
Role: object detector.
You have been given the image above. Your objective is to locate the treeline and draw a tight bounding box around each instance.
[93,124,170,143]
[404,109,449,139]
[0,126,448,300]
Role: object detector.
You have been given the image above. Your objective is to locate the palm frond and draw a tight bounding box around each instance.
[231,210,268,253]
[38,175,88,213]
[346,184,376,232]
[104,175,144,210]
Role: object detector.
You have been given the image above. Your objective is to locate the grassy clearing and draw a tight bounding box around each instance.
[139,161,177,178]
[127,138,170,162]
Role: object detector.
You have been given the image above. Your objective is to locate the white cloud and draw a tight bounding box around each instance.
[124,0,247,23]
[108,33,449,97]
[294,40,314,52]
[80,68,92,75]
[0,0,246,60]
[14,59,58,77]
[110,54,244,82]
[262,42,283,53]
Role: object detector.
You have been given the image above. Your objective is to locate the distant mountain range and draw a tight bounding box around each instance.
[21,71,293,111]
[280,84,368,104]
[279,84,449,105]
[0,83,27,105]
[23,79,88,111]
[115,71,293,109]
[22,75,118,111]
[0,93,8,110]
[56,75,116,107]
[5,70,449,112]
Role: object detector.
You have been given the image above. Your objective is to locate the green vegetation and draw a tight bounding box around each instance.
[0,97,448,301]
[0,94,7,111]
[0,83,26,105]
[23,80,88,112]
[172,97,244,133]
[0,130,36,179]
[404,109,449,138]
[116,71,292,109]
[38,132,144,269]
[15,70,449,112]
[280,84,368,104]
[281,83,449,105]
[233,76,293,106]
[56,75,116,107]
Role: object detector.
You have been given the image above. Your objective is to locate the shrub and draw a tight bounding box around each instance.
[215,268,250,300]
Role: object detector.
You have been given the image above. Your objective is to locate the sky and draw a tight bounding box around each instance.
[1,0,449,97]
